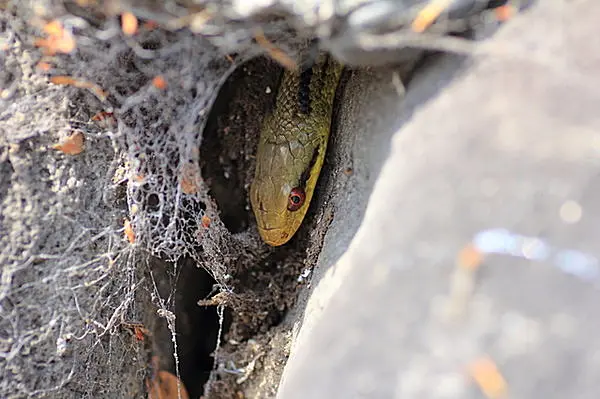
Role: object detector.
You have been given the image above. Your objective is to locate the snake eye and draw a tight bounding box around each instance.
[287,187,305,211]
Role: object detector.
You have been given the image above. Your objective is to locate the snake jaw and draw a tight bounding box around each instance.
[251,177,308,246]
[257,226,292,247]
[257,206,306,246]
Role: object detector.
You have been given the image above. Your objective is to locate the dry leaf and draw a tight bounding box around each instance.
[152,76,168,90]
[43,20,64,36]
[494,5,515,21]
[124,219,135,244]
[457,244,483,271]
[121,12,138,36]
[53,131,85,155]
[133,174,145,183]
[49,76,108,101]
[133,325,149,341]
[36,61,52,71]
[91,111,117,128]
[147,370,189,399]
[91,111,114,121]
[411,0,452,33]
[254,29,297,71]
[36,20,76,54]
[468,356,508,399]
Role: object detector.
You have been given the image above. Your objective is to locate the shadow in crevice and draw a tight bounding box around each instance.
[174,257,231,399]
[199,57,283,234]
[196,54,319,396]
[147,255,231,399]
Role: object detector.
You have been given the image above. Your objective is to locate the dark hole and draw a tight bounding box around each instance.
[291,195,300,204]
[140,40,161,51]
[175,258,232,398]
[1,71,14,87]
[0,156,14,203]
[200,57,282,234]
[146,193,160,210]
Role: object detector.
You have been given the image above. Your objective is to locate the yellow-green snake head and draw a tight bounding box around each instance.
[250,55,343,246]
[250,125,327,246]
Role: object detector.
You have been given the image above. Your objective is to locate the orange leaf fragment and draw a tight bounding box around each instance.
[91,111,114,121]
[36,61,53,71]
[91,111,117,128]
[254,29,297,71]
[147,370,189,399]
[180,163,200,194]
[124,219,136,244]
[468,356,508,399]
[494,5,515,22]
[457,244,483,271]
[411,0,452,33]
[123,322,150,341]
[36,20,76,54]
[49,76,108,101]
[132,174,146,183]
[53,131,85,155]
[57,36,76,53]
[43,20,64,37]
[152,76,168,90]
[133,325,150,341]
[49,76,76,85]
[121,12,139,36]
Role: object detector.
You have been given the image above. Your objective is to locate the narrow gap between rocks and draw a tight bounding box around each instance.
[174,258,231,399]
[164,46,470,397]
[188,56,313,397]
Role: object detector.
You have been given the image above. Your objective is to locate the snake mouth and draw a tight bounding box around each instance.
[257,225,291,246]
[257,223,278,231]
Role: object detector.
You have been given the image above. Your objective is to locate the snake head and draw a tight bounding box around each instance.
[250,175,307,246]
[250,136,324,246]
[249,54,341,246]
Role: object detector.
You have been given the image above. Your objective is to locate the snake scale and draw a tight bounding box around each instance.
[250,53,344,246]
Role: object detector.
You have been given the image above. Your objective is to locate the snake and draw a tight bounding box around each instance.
[250,53,344,246]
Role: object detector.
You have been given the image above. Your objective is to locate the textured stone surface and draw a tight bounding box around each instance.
[279,2,600,398]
